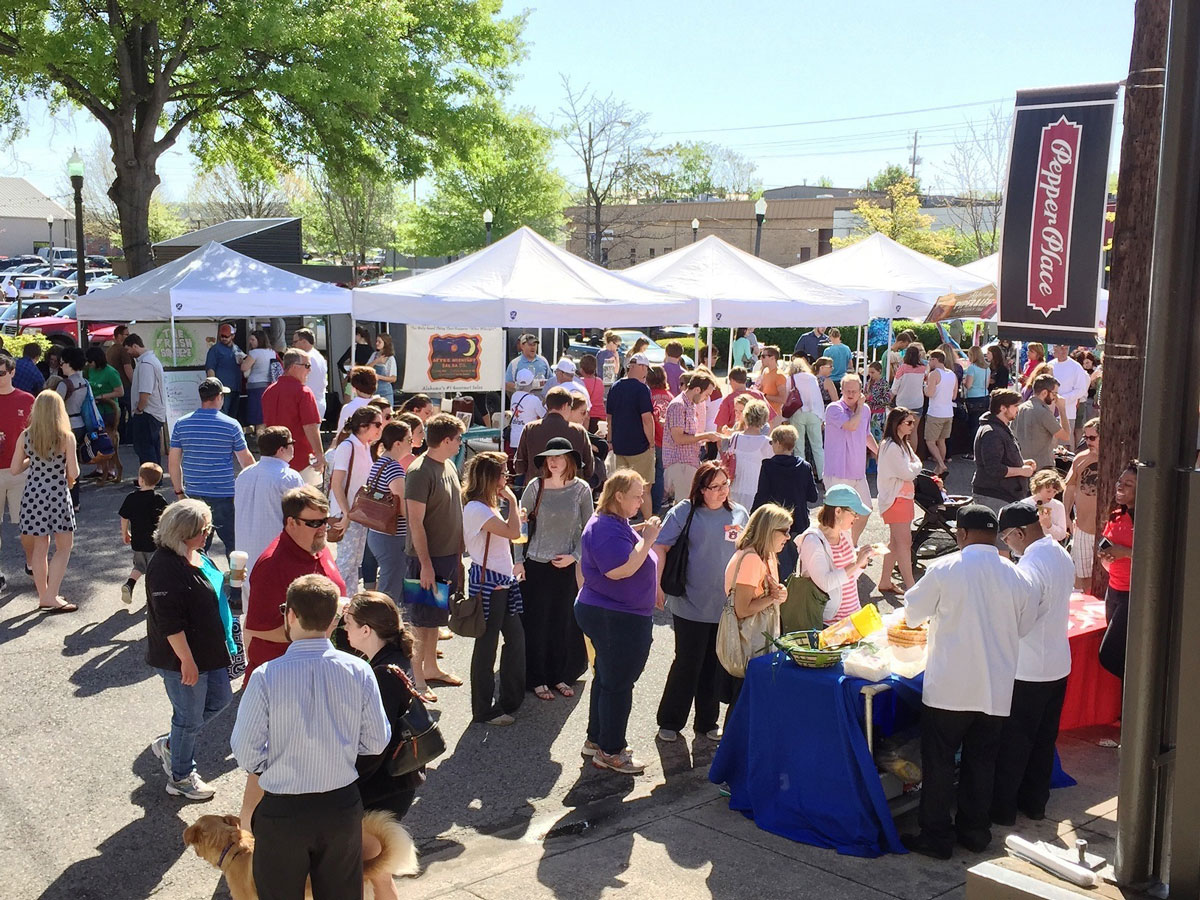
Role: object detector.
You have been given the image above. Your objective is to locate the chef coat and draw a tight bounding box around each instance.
[905,544,1038,716]
[1014,536,1075,682]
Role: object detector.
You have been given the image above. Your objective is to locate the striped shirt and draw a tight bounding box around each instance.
[827,531,862,624]
[233,457,305,586]
[169,408,247,497]
[230,638,391,795]
[662,393,699,469]
[366,457,407,540]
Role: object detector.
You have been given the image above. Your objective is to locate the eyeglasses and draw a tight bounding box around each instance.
[775,528,791,536]
[703,481,731,491]
[293,515,329,528]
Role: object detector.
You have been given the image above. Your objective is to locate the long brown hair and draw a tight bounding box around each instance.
[376,333,394,357]
[462,451,507,507]
[346,591,415,658]
[688,460,731,510]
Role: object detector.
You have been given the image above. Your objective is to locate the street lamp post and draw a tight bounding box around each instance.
[753,197,767,257]
[68,151,86,297]
[45,215,53,255]
[483,208,494,246]
[691,217,699,243]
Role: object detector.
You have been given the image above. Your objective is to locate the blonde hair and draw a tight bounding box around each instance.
[967,345,987,367]
[1031,469,1065,494]
[789,356,813,375]
[597,469,644,518]
[736,503,793,561]
[28,390,71,459]
[461,451,507,507]
[1027,342,1046,363]
[742,398,770,430]
[770,424,797,451]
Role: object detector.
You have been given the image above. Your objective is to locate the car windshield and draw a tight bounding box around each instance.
[53,302,76,318]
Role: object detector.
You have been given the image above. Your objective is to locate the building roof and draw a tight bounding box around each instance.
[0,177,74,221]
[564,197,845,225]
[153,217,298,247]
[764,184,878,200]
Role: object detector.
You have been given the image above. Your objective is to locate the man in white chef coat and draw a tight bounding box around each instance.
[991,499,1076,825]
[900,504,1038,859]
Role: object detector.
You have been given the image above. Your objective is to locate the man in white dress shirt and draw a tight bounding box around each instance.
[992,500,1076,825]
[234,426,305,599]
[1048,345,1089,424]
[901,504,1038,859]
[292,327,329,421]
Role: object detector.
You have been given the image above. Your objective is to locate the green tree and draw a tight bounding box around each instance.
[639,142,759,201]
[292,164,400,272]
[867,163,921,194]
[816,175,834,188]
[0,0,523,274]
[834,175,954,259]
[403,112,566,256]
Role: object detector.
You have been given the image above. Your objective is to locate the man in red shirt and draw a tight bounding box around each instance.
[714,367,765,432]
[0,352,35,590]
[242,485,346,680]
[261,348,324,486]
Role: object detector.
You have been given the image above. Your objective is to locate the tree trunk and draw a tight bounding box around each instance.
[1092,0,1168,597]
[108,128,162,277]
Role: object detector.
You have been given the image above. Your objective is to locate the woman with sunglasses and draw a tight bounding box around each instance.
[877,408,923,593]
[329,406,386,594]
[796,485,877,625]
[652,461,749,744]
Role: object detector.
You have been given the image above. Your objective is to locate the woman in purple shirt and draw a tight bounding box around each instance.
[575,469,662,775]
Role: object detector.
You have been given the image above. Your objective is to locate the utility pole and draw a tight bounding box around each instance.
[909,131,920,179]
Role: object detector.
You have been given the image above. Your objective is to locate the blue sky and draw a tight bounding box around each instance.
[2,0,1134,203]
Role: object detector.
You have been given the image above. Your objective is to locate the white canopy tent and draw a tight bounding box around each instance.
[353,226,696,328]
[627,234,870,326]
[789,232,993,320]
[77,240,353,322]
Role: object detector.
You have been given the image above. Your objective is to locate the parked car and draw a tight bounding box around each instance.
[85,255,111,269]
[564,330,693,370]
[6,301,119,347]
[0,299,70,328]
[41,247,79,265]
[648,325,699,340]
[0,255,47,272]
[9,276,70,300]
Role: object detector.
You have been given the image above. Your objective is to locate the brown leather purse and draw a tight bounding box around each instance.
[349,460,403,534]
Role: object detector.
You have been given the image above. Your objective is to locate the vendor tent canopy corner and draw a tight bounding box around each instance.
[627,233,870,327]
[76,240,352,322]
[353,226,696,328]
[953,253,1108,329]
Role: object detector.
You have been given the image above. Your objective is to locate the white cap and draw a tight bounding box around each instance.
[515,369,534,386]
[554,357,577,375]
[630,353,651,366]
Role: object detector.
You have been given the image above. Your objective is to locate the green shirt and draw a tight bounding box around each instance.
[88,365,123,418]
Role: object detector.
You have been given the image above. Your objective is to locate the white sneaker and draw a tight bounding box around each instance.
[165,771,214,801]
[121,582,133,605]
[657,728,679,743]
[485,714,515,726]
[150,734,172,777]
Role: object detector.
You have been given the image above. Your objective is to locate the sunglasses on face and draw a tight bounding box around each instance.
[1084,435,1098,442]
[293,515,329,528]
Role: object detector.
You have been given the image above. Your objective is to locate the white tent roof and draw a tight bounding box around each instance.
[354,227,695,327]
[626,234,870,327]
[789,232,992,319]
[77,241,351,321]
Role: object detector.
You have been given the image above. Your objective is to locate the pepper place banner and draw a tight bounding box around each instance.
[402,325,503,393]
[998,83,1117,345]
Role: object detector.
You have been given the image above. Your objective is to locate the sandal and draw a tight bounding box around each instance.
[416,688,438,703]
[877,584,903,594]
[427,674,463,687]
[534,685,555,701]
[39,600,78,614]
[554,682,575,698]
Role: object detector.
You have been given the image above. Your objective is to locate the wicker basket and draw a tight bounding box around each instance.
[769,631,844,669]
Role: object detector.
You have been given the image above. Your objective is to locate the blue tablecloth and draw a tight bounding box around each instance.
[709,651,1075,858]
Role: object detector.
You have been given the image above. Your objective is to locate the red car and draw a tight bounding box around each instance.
[8,301,119,348]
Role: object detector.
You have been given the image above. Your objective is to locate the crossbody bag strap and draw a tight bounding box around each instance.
[529,478,545,520]
[678,499,698,542]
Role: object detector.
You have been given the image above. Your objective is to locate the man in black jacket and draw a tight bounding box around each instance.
[972,390,1036,515]
[753,424,818,579]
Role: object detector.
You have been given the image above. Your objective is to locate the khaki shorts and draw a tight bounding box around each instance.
[925,416,953,441]
[0,469,25,523]
[664,462,698,501]
[825,476,873,513]
[614,447,655,483]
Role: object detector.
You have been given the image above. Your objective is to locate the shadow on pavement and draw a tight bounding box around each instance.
[64,606,153,697]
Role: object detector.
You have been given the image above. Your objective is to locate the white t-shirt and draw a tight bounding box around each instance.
[304,348,329,416]
[337,396,370,433]
[729,432,773,499]
[509,390,546,447]
[463,500,514,577]
[246,348,276,385]
[329,434,373,518]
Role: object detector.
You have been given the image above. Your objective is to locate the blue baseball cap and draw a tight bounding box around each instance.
[823,483,872,516]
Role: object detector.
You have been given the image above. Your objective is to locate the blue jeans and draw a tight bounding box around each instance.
[366,529,406,602]
[156,667,233,780]
[221,392,240,421]
[574,601,653,755]
[194,495,235,560]
[130,412,164,465]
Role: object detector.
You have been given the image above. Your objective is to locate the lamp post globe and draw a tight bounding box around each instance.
[691,217,699,243]
[753,197,767,257]
[67,150,86,296]
[483,208,494,245]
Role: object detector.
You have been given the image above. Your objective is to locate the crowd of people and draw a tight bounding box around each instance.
[0,317,1141,893]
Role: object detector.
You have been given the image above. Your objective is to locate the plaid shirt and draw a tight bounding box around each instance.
[661,393,700,469]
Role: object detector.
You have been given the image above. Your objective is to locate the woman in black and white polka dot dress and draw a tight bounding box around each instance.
[11,391,78,612]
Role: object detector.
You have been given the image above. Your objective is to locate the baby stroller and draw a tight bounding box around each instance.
[910,472,972,575]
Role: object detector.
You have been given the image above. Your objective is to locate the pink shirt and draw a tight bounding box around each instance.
[827,531,862,624]
[582,374,606,418]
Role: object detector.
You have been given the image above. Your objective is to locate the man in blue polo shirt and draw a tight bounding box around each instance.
[205,324,245,419]
[169,377,255,561]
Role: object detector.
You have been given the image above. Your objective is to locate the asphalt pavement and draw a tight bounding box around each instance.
[0,446,1120,900]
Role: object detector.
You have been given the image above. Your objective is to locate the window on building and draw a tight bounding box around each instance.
[664,247,670,256]
[818,228,834,256]
[798,246,813,263]
[629,247,637,264]
[648,247,656,258]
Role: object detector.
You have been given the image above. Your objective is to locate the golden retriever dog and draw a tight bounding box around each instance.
[184,810,418,900]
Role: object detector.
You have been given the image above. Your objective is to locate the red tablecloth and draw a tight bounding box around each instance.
[1062,593,1122,730]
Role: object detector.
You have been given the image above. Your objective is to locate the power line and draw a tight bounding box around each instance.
[660,98,1011,136]
[724,117,999,152]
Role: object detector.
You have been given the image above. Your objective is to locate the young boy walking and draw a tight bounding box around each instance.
[119,462,169,603]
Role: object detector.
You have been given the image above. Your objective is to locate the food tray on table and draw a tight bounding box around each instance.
[769,631,848,669]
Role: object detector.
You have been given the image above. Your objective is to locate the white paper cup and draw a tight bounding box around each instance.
[229,550,249,587]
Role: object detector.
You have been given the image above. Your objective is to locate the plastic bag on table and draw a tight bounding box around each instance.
[875,733,922,783]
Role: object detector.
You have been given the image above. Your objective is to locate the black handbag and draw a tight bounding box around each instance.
[385,664,447,776]
[659,501,697,597]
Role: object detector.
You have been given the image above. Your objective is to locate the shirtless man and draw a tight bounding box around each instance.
[1063,417,1100,590]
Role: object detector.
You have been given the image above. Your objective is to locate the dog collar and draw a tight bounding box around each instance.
[218,841,244,869]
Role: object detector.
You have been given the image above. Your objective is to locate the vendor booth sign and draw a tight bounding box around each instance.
[402,325,503,393]
[998,83,1117,345]
[164,369,207,430]
[149,321,219,368]
[924,285,997,324]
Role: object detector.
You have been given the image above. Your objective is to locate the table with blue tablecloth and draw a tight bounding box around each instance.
[709,651,1075,858]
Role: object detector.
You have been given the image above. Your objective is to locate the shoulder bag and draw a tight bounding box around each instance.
[719,433,738,480]
[781,374,805,419]
[716,550,781,678]
[659,501,697,597]
[524,478,547,543]
[384,664,447,776]
[349,460,402,534]
[326,442,355,542]
[69,379,115,462]
[447,530,488,638]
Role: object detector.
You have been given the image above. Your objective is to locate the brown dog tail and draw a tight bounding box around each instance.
[362,809,419,879]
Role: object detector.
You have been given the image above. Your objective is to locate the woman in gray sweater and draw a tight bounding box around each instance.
[515,437,595,701]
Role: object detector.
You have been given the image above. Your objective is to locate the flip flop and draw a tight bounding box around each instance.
[534,685,555,701]
[877,584,903,594]
[427,674,464,687]
[554,682,575,698]
[416,688,438,703]
[39,601,78,614]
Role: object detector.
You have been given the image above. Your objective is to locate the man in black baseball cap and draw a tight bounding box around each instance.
[900,502,1038,860]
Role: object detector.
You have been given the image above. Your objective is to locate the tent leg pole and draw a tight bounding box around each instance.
[170,314,178,366]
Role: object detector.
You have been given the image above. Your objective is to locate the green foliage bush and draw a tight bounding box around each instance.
[1,333,53,359]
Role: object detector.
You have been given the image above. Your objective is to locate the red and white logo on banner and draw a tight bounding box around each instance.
[1027,115,1082,316]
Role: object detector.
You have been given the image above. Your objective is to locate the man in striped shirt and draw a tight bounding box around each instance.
[231,574,390,899]
[168,377,254,562]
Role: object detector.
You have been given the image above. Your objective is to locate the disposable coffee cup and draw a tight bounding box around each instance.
[229,550,249,587]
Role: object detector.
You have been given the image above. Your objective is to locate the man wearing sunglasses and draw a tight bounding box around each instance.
[1063,417,1101,590]
[262,348,325,487]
